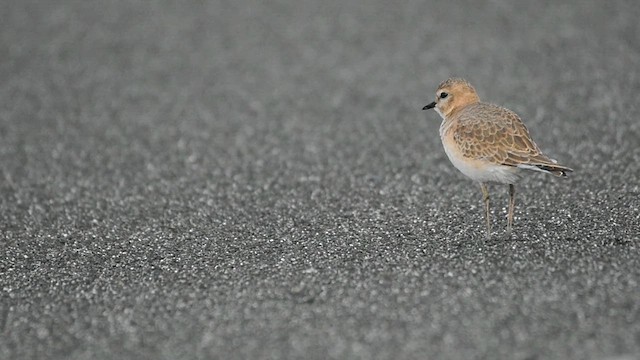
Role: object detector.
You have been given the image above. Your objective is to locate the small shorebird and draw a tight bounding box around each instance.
[422,78,572,238]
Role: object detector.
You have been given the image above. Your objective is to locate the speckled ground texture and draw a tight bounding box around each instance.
[1,0,639,359]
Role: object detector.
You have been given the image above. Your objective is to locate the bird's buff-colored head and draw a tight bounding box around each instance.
[423,78,480,119]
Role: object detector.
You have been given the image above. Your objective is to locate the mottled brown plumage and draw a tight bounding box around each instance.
[450,103,571,176]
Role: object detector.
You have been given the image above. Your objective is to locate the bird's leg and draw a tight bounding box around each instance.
[480,183,491,239]
[507,184,515,236]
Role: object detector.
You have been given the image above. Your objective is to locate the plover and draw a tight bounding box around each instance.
[422,78,572,238]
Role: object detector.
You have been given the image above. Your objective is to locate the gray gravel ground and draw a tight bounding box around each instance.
[1,0,639,359]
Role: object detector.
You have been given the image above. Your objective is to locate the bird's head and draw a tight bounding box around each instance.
[422,78,480,119]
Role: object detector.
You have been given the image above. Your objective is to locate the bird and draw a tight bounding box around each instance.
[422,78,572,238]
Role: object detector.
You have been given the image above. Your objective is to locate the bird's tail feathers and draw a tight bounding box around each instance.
[516,162,573,177]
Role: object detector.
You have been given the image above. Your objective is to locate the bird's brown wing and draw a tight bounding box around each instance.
[453,104,569,173]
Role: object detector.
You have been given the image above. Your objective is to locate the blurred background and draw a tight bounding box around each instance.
[1,1,639,359]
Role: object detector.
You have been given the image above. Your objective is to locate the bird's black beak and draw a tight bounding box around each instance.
[422,101,436,110]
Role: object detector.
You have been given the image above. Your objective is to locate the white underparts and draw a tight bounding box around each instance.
[443,143,523,184]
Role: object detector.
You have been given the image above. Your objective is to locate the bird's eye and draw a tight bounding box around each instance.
[440,92,449,99]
